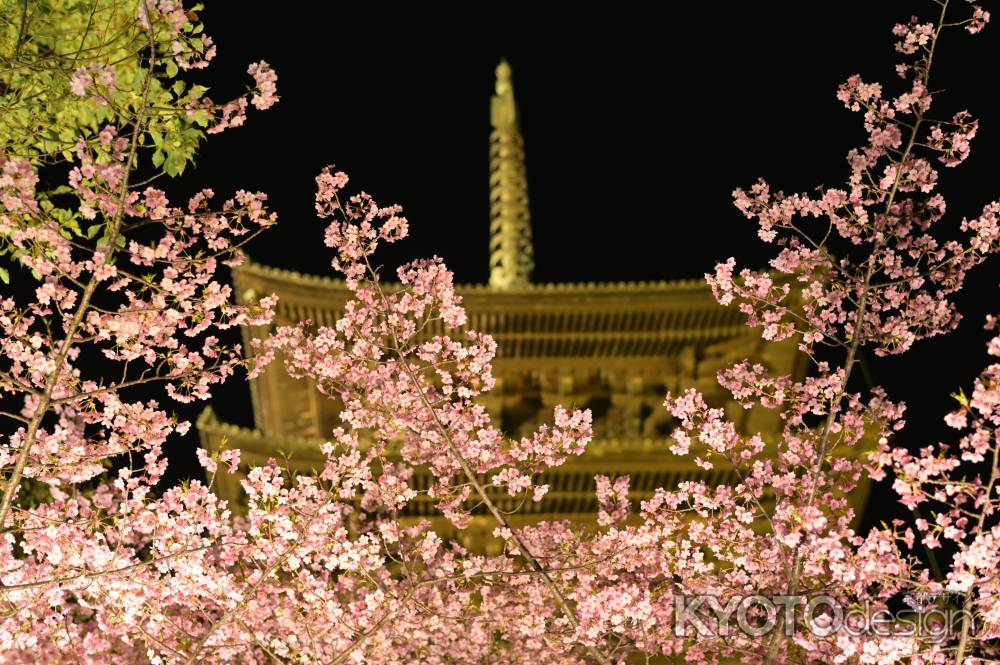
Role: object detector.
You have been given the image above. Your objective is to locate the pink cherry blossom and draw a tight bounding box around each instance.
[1,1,998,663]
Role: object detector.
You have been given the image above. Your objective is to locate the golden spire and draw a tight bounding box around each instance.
[488,59,533,290]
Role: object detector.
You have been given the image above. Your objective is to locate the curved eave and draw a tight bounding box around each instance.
[231,260,713,299]
[198,407,698,461]
[228,260,756,357]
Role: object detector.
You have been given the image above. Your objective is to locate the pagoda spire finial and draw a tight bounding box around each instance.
[488,59,533,289]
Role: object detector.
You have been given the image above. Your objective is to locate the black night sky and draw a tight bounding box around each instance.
[171,2,998,531]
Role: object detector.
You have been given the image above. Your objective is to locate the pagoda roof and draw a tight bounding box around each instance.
[233,260,710,295]
[232,261,753,363]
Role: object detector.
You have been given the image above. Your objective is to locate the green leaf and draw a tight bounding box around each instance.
[950,388,969,406]
[0,267,9,284]
[190,109,210,127]
[165,149,187,176]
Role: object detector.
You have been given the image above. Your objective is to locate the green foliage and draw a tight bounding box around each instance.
[0,0,223,282]
[0,0,213,175]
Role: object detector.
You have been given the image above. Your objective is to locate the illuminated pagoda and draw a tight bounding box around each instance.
[197,61,868,552]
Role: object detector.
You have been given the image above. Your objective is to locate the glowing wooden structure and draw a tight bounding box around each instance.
[197,62,870,551]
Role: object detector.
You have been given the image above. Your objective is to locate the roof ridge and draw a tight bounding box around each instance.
[234,260,711,293]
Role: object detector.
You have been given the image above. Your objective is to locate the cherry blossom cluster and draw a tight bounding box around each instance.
[640,2,1000,661]
[716,3,997,359]
[69,64,118,102]
[205,61,280,135]
[2,0,999,663]
[140,0,214,70]
[870,316,1000,655]
[0,2,305,661]
[257,167,594,531]
[61,1,277,146]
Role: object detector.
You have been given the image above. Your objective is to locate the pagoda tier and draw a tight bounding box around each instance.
[196,262,874,553]
[228,261,804,444]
